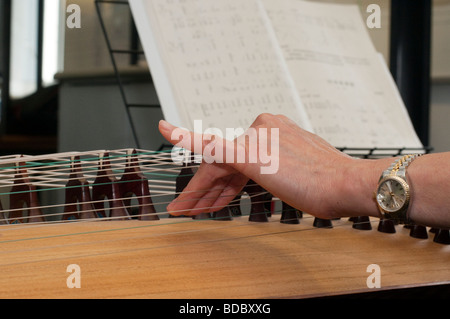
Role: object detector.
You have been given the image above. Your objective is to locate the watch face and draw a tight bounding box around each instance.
[376,176,410,213]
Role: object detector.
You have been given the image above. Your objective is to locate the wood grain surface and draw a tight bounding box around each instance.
[0,215,448,299]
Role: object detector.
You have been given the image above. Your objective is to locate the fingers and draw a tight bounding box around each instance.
[159,115,286,216]
[159,120,234,165]
[168,185,224,216]
[159,120,252,216]
[167,163,248,216]
[159,119,263,174]
[159,120,203,155]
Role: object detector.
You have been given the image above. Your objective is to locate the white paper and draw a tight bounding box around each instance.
[130,0,313,134]
[130,0,423,149]
[262,0,422,148]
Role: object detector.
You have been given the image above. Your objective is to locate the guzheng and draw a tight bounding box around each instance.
[0,149,448,299]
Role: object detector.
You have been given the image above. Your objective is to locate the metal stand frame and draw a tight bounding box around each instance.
[95,0,160,149]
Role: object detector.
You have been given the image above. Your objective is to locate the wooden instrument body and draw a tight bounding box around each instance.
[1,215,449,299]
[0,150,448,299]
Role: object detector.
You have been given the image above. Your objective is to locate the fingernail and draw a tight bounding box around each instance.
[159,120,171,132]
[166,200,176,212]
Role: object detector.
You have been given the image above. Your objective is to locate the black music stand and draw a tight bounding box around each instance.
[95,0,161,150]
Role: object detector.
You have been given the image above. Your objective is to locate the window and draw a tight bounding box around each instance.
[42,0,64,87]
[9,0,64,99]
[10,0,39,98]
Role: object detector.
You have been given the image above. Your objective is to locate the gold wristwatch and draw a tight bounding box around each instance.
[375,154,421,224]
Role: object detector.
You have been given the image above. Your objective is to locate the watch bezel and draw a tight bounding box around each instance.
[376,175,410,213]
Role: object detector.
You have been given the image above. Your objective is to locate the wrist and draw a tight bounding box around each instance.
[339,157,394,219]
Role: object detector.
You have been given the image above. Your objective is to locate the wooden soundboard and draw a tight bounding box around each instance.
[1,214,448,299]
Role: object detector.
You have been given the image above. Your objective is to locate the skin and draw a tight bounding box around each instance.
[159,113,450,229]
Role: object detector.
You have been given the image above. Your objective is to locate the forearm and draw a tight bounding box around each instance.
[407,153,450,228]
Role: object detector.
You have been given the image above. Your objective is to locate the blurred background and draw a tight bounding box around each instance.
[0,0,449,156]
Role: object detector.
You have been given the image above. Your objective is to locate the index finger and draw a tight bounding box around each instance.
[159,120,244,166]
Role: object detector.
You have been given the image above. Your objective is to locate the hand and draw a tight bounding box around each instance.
[159,113,385,219]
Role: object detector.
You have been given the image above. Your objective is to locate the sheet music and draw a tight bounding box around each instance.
[129,0,313,134]
[261,0,422,148]
[131,0,422,148]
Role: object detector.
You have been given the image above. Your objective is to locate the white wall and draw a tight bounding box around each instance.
[430,82,450,152]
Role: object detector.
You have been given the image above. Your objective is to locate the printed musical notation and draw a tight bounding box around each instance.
[130,0,422,148]
[262,0,422,148]
[132,0,311,133]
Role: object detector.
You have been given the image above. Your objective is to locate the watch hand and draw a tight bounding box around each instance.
[387,181,393,193]
[392,196,399,208]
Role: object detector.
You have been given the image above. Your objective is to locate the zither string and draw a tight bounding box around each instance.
[0,149,392,255]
